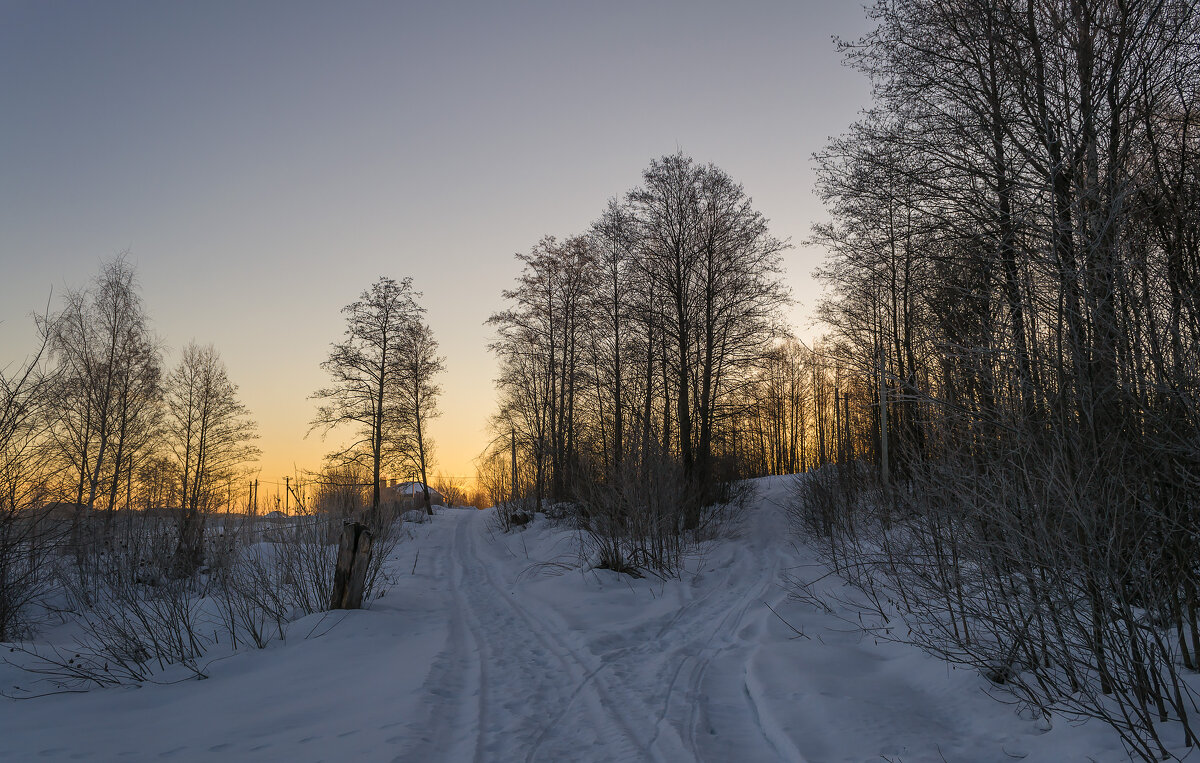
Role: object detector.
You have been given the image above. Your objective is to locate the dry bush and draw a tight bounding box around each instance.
[266,502,403,615]
[792,437,1200,761]
[7,500,406,690]
[574,455,745,578]
[0,503,65,642]
[310,464,369,521]
[12,512,214,688]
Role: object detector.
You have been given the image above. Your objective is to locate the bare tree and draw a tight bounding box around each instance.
[630,153,789,512]
[0,314,60,640]
[311,277,411,513]
[485,155,790,572]
[804,1,1200,758]
[588,199,638,477]
[311,276,428,516]
[164,342,258,574]
[47,255,161,516]
[488,236,596,510]
[388,307,445,514]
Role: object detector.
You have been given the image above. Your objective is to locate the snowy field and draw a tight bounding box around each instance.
[2,476,1138,761]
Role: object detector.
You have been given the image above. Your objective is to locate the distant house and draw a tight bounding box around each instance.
[383,481,444,509]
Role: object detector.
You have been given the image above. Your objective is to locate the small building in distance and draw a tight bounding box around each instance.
[384,481,445,510]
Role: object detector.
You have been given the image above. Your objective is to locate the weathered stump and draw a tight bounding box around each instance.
[330,522,373,609]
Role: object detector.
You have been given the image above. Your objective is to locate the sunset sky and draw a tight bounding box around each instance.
[0,1,872,492]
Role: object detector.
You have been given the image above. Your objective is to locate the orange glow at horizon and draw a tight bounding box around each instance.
[0,3,872,502]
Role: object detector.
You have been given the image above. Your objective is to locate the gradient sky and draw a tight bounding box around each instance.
[0,1,873,492]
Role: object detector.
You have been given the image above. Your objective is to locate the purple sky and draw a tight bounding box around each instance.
[0,1,874,489]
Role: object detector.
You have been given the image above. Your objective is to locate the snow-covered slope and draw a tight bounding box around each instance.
[2,476,1132,761]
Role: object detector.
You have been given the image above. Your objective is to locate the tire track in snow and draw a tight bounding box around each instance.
[642,566,763,756]
[461,511,661,763]
[621,483,797,761]
[391,513,485,763]
[404,481,799,762]
[664,535,784,761]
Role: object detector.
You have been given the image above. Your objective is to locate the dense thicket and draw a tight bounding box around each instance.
[802,0,1200,757]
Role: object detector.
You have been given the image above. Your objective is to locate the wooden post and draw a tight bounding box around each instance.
[330,522,374,609]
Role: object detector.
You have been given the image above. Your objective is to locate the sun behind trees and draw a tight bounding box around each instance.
[482,152,793,572]
[310,276,444,516]
[799,1,1200,758]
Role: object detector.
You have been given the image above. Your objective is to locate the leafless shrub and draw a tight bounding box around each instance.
[491,497,535,534]
[18,536,213,688]
[5,498,405,690]
[793,444,1200,761]
[0,321,62,642]
[267,504,403,616]
[211,541,291,651]
[0,504,65,642]
[574,456,746,578]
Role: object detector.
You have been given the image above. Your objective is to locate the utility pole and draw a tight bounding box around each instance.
[880,348,889,490]
[284,476,290,514]
[834,387,842,464]
[844,393,853,462]
[510,425,518,504]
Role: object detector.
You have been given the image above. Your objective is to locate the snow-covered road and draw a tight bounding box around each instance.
[396,479,800,763]
[2,476,1129,761]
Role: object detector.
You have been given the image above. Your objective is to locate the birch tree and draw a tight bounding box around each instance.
[312,276,430,515]
[165,342,258,574]
[48,256,161,515]
[388,309,444,514]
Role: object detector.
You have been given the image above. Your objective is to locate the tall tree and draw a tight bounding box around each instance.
[388,308,445,514]
[488,236,596,509]
[0,320,58,640]
[588,199,638,476]
[311,276,421,514]
[164,342,258,574]
[487,154,789,527]
[630,153,789,504]
[809,2,1200,755]
[48,256,160,514]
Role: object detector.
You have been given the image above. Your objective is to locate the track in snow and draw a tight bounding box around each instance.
[2,477,1130,762]
[391,482,798,763]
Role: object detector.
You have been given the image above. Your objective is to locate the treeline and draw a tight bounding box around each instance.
[0,256,260,639]
[0,265,441,670]
[482,153,817,571]
[800,0,1200,758]
[2,257,258,521]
